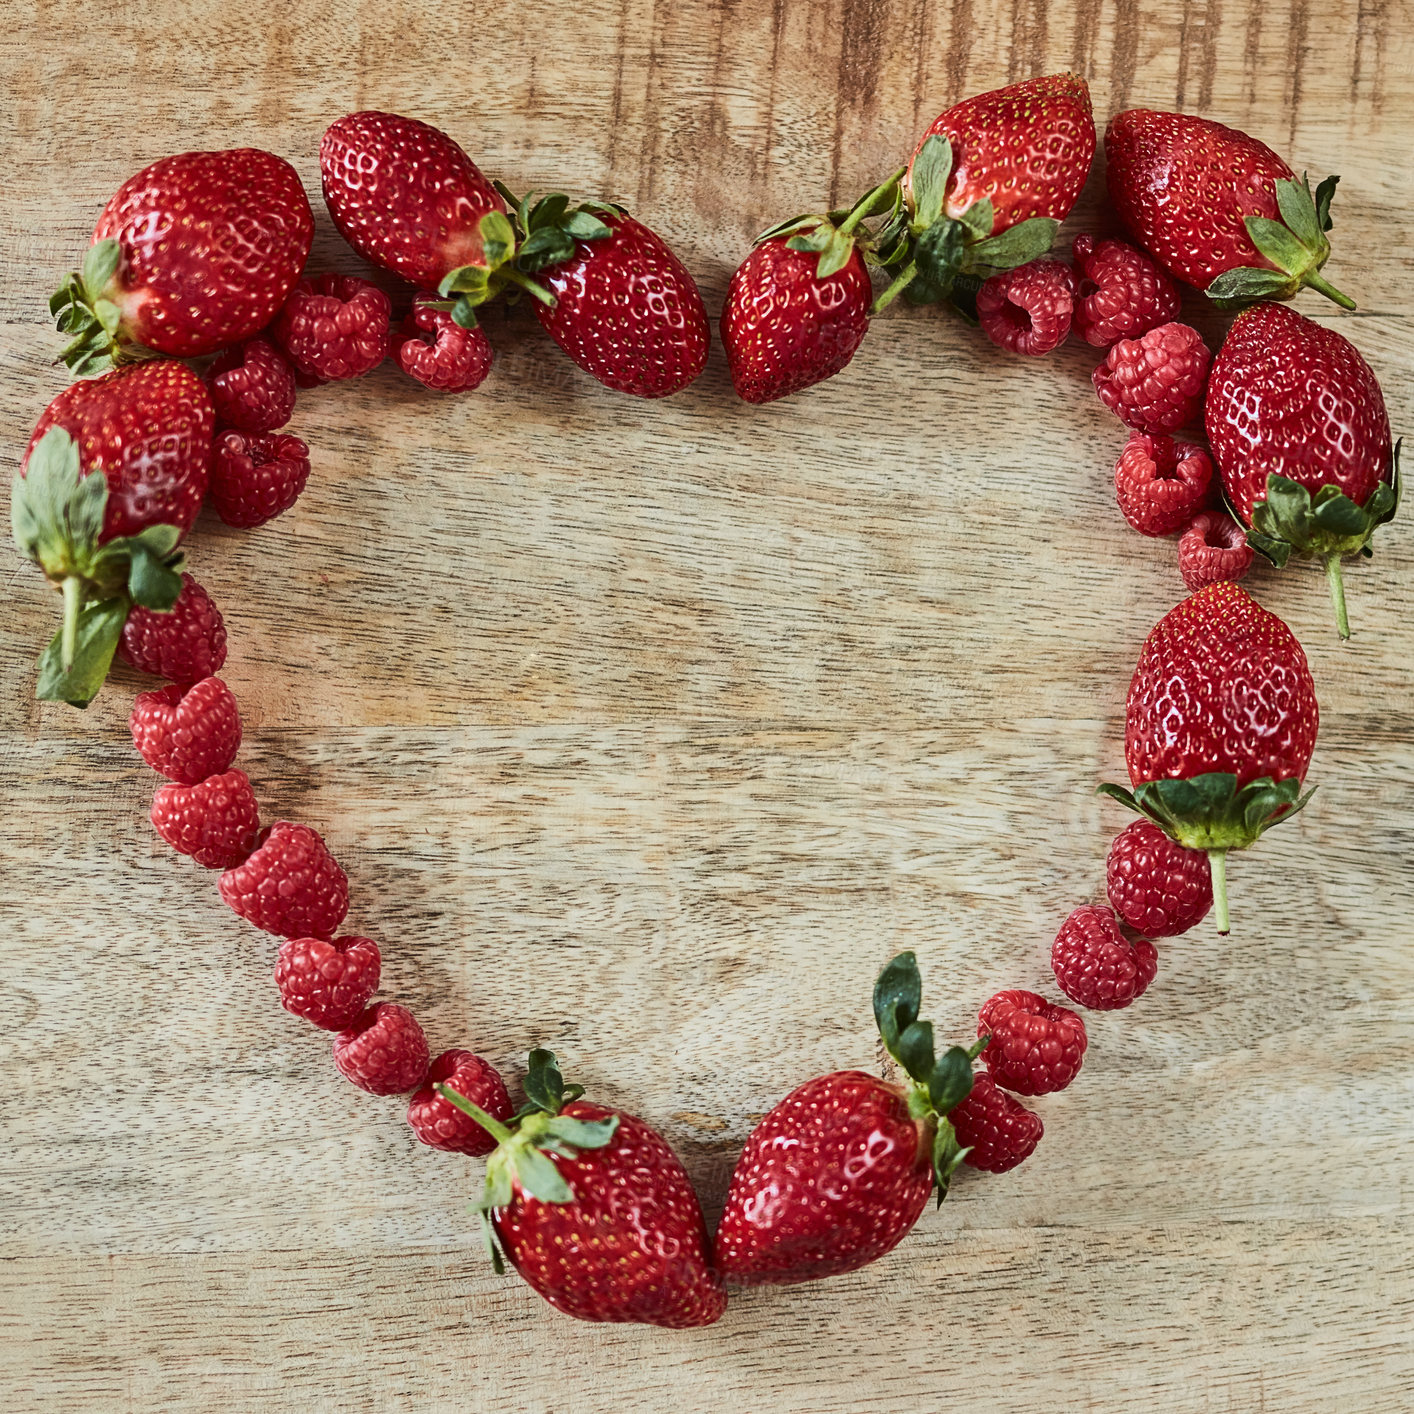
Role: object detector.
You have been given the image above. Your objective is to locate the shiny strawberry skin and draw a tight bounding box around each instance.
[907,73,1095,235]
[492,1101,726,1328]
[319,111,506,288]
[534,212,709,398]
[715,1071,933,1286]
[1104,110,1294,290]
[1206,302,1391,522]
[1125,582,1318,789]
[721,236,872,404]
[92,149,313,357]
[23,362,212,542]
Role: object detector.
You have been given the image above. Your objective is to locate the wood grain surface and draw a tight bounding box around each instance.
[2,1,1413,1410]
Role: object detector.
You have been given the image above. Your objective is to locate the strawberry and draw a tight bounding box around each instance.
[52,149,313,373]
[715,952,988,1286]
[1205,302,1398,638]
[502,195,710,398]
[439,1049,725,1327]
[1100,582,1319,933]
[897,73,1095,305]
[1104,109,1353,309]
[13,365,212,706]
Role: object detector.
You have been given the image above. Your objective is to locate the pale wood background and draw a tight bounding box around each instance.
[2,1,1412,1410]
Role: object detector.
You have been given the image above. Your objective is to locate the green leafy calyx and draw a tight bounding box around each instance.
[756,168,907,286]
[50,240,157,376]
[437,1048,617,1275]
[872,951,988,1206]
[1205,173,1355,311]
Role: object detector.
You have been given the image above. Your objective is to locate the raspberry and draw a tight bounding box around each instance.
[1050,904,1158,1011]
[333,1003,430,1095]
[950,1071,1043,1172]
[396,294,494,391]
[218,821,350,939]
[1106,819,1213,939]
[273,273,391,382]
[1093,321,1210,433]
[150,768,260,869]
[1114,431,1215,536]
[975,258,1076,356]
[977,989,1087,1096]
[119,573,228,684]
[207,337,296,433]
[275,935,381,1030]
[407,1049,514,1154]
[130,676,241,784]
[209,429,311,529]
[1178,510,1255,591]
[1071,235,1182,348]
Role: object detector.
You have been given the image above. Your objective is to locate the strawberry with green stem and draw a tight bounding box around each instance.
[438,1049,725,1328]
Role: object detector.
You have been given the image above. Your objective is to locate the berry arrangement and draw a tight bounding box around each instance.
[9,74,1401,1328]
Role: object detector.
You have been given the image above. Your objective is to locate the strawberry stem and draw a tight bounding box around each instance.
[60,576,84,671]
[871,259,918,315]
[1208,849,1230,935]
[436,1083,515,1144]
[1324,553,1351,639]
[1305,270,1356,311]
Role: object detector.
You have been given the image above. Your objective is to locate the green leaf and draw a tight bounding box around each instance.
[755,213,821,243]
[931,1118,969,1205]
[785,225,833,254]
[957,196,994,241]
[1313,174,1340,232]
[1273,177,1323,252]
[1310,488,1370,536]
[1096,781,1142,814]
[516,226,577,271]
[438,264,492,298]
[909,135,953,230]
[511,1143,574,1204]
[482,1156,515,1212]
[814,228,856,280]
[895,1019,936,1086]
[928,1046,974,1115]
[539,1114,619,1151]
[1245,524,1293,567]
[873,951,922,1052]
[35,596,127,708]
[81,239,122,298]
[1205,266,1296,307]
[478,1211,505,1275]
[562,210,612,242]
[479,210,516,270]
[450,297,479,330]
[1244,216,1312,276]
[528,192,570,232]
[523,1048,568,1115]
[125,541,184,610]
[963,216,1058,273]
[912,216,965,289]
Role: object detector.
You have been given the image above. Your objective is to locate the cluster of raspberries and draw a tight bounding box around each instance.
[974,237,1253,593]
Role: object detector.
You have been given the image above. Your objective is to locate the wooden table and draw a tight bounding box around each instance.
[2,1,1411,1409]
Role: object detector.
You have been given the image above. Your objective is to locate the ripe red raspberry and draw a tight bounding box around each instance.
[1106,819,1213,939]
[978,989,1087,1096]
[273,273,391,382]
[1050,904,1158,1011]
[950,1071,1043,1173]
[1178,510,1255,591]
[130,676,241,784]
[1071,235,1182,348]
[119,572,227,684]
[218,821,349,939]
[1114,431,1215,536]
[975,258,1076,356]
[209,429,311,528]
[275,935,381,1030]
[1093,322,1210,433]
[333,1003,430,1095]
[407,1049,514,1154]
[150,768,260,869]
[207,337,296,433]
[396,294,494,392]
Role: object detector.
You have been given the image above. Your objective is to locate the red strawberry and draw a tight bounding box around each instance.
[1205,302,1396,637]
[1049,904,1158,1010]
[1177,510,1254,591]
[1114,432,1215,536]
[52,149,313,373]
[898,74,1094,304]
[207,337,296,434]
[275,935,381,1031]
[150,768,260,869]
[1100,582,1318,932]
[441,1049,725,1327]
[977,989,1087,1095]
[14,367,213,705]
[1106,818,1213,939]
[119,572,227,685]
[528,209,709,398]
[319,112,507,291]
[333,1003,430,1095]
[272,274,392,383]
[396,293,494,392]
[408,1050,514,1155]
[1104,109,1352,309]
[129,676,241,784]
[716,953,987,1286]
[218,821,350,939]
[949,1071,1043,1173]
[209,430,311,529]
